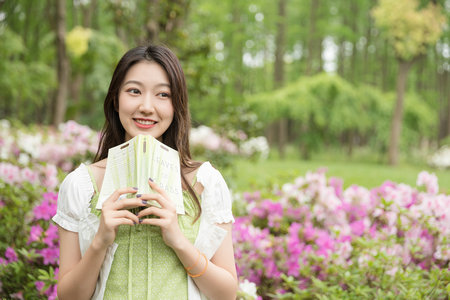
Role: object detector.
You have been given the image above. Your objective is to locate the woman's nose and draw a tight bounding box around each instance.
[139,94,155,113]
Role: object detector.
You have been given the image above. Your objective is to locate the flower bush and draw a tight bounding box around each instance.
[233,169,450,299]
[190,125,269,168]
[1,119,449,299]
[0,119,97,299]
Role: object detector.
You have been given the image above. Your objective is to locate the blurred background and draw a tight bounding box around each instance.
[0,0,449,190]
[0,2,449,298]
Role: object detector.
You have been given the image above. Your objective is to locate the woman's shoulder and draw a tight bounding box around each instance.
[196,161,222,184]
[195,161,234,224]
[54,163,96,227]
[59,163,93,193]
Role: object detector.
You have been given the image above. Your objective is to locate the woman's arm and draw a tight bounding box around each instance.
[172,223,238,300]
[56,188,142,300]
[138,179,238,300]
[56,227,108,300]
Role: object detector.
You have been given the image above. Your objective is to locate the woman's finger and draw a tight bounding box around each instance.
[109,218,136,227]
[111,210,140,224]
[147,178,171,201]
[139,217,164,227]
[139,192,174,211]
[102,187,138,207]
[137,206,170,219]
[112,197,147,211]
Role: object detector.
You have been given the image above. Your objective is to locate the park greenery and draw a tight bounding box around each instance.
[0,0,450,299]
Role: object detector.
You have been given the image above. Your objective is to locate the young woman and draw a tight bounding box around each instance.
[52,45,238,299]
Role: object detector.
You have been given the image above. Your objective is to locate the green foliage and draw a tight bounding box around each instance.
[372,0,446,61]
[276,262,450,299]
[246,73,438,157]
[0,27,56,123]
[0,182,43,249]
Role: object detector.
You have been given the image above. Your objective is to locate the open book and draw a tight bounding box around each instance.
[96,134,184,214]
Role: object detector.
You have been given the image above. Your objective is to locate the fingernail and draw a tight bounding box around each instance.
[136,194,142,198]
[139,219,143,223]
[133,187,138,190]
[142,200,148,205]
[148,177,154,182]
[133,221,137,225]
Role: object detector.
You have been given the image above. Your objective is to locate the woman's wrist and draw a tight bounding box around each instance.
[91,235,111,253]
[169,233,190,252]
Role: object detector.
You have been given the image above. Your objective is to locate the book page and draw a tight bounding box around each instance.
[97,135,184,214]
[97,140,136,209]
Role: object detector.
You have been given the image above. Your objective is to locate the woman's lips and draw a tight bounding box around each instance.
[133,118,156,129]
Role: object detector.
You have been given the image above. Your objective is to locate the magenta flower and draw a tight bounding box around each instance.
[28,225,44,243]
[43,224,59,247]
[35,281,45,292]
[350,220,366,236]
[5,247,18,263]
[39,247,59,265]
[33,198,56,221]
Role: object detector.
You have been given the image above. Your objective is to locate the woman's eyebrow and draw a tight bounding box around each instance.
[154,83,171,88]
[122,80,144,87]
[122,81,170,88]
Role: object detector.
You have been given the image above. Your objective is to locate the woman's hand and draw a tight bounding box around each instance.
[137,179,185,249]
[94,188,144,250]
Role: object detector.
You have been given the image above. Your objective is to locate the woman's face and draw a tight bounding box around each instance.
[118,61,174,142]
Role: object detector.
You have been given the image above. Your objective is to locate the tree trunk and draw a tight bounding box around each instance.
[388,59,412,165]
[81,0,97,27]
[146,0,160,43]
[274,0,287,158]
[306,0,319,75]
[53,0,69,126]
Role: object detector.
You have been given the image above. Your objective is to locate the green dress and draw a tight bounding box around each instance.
[87,169,200,299]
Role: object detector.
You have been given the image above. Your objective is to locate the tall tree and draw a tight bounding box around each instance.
[274,0,288,158]
[53,0,69,125]
[372,0,446,165]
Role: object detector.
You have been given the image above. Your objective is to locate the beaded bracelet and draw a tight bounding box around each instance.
[187,252,208,278]
[185,249,201,271]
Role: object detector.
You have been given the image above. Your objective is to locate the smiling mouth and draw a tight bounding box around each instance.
[134,118,157,128]
[134,119,156,125]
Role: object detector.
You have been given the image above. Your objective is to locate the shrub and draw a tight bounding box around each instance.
[233,169,449,299]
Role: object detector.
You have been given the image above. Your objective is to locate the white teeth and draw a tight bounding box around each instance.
[135,119,156,125]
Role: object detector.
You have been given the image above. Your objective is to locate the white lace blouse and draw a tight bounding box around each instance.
[52,162,234,299]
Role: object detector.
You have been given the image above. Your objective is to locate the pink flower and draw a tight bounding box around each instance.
[43,224,59,247]
[5,247,18,263]
[417,171,439,195]
[328,177,343,199]
[35,281,45,292]
[350,220,365,236]
[10,291,24,300]
[39,247,59,265]
[45,284,58,300]
[33,198,56,221]
[28,225,44,243]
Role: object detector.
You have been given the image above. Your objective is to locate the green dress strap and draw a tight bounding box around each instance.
[86,165,101,217]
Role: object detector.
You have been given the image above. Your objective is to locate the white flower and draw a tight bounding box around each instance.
[239,279,258,299]
[428,146,450,169]
[240,136,269,159]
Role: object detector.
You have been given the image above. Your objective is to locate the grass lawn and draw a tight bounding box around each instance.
[226,149,450,194]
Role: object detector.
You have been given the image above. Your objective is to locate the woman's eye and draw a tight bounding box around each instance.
[127,88,140,94]
[158,92,171,98]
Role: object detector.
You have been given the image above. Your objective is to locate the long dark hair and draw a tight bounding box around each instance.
[94,45,201,220]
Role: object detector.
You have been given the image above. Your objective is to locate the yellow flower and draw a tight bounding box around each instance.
[66,26,92,58]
